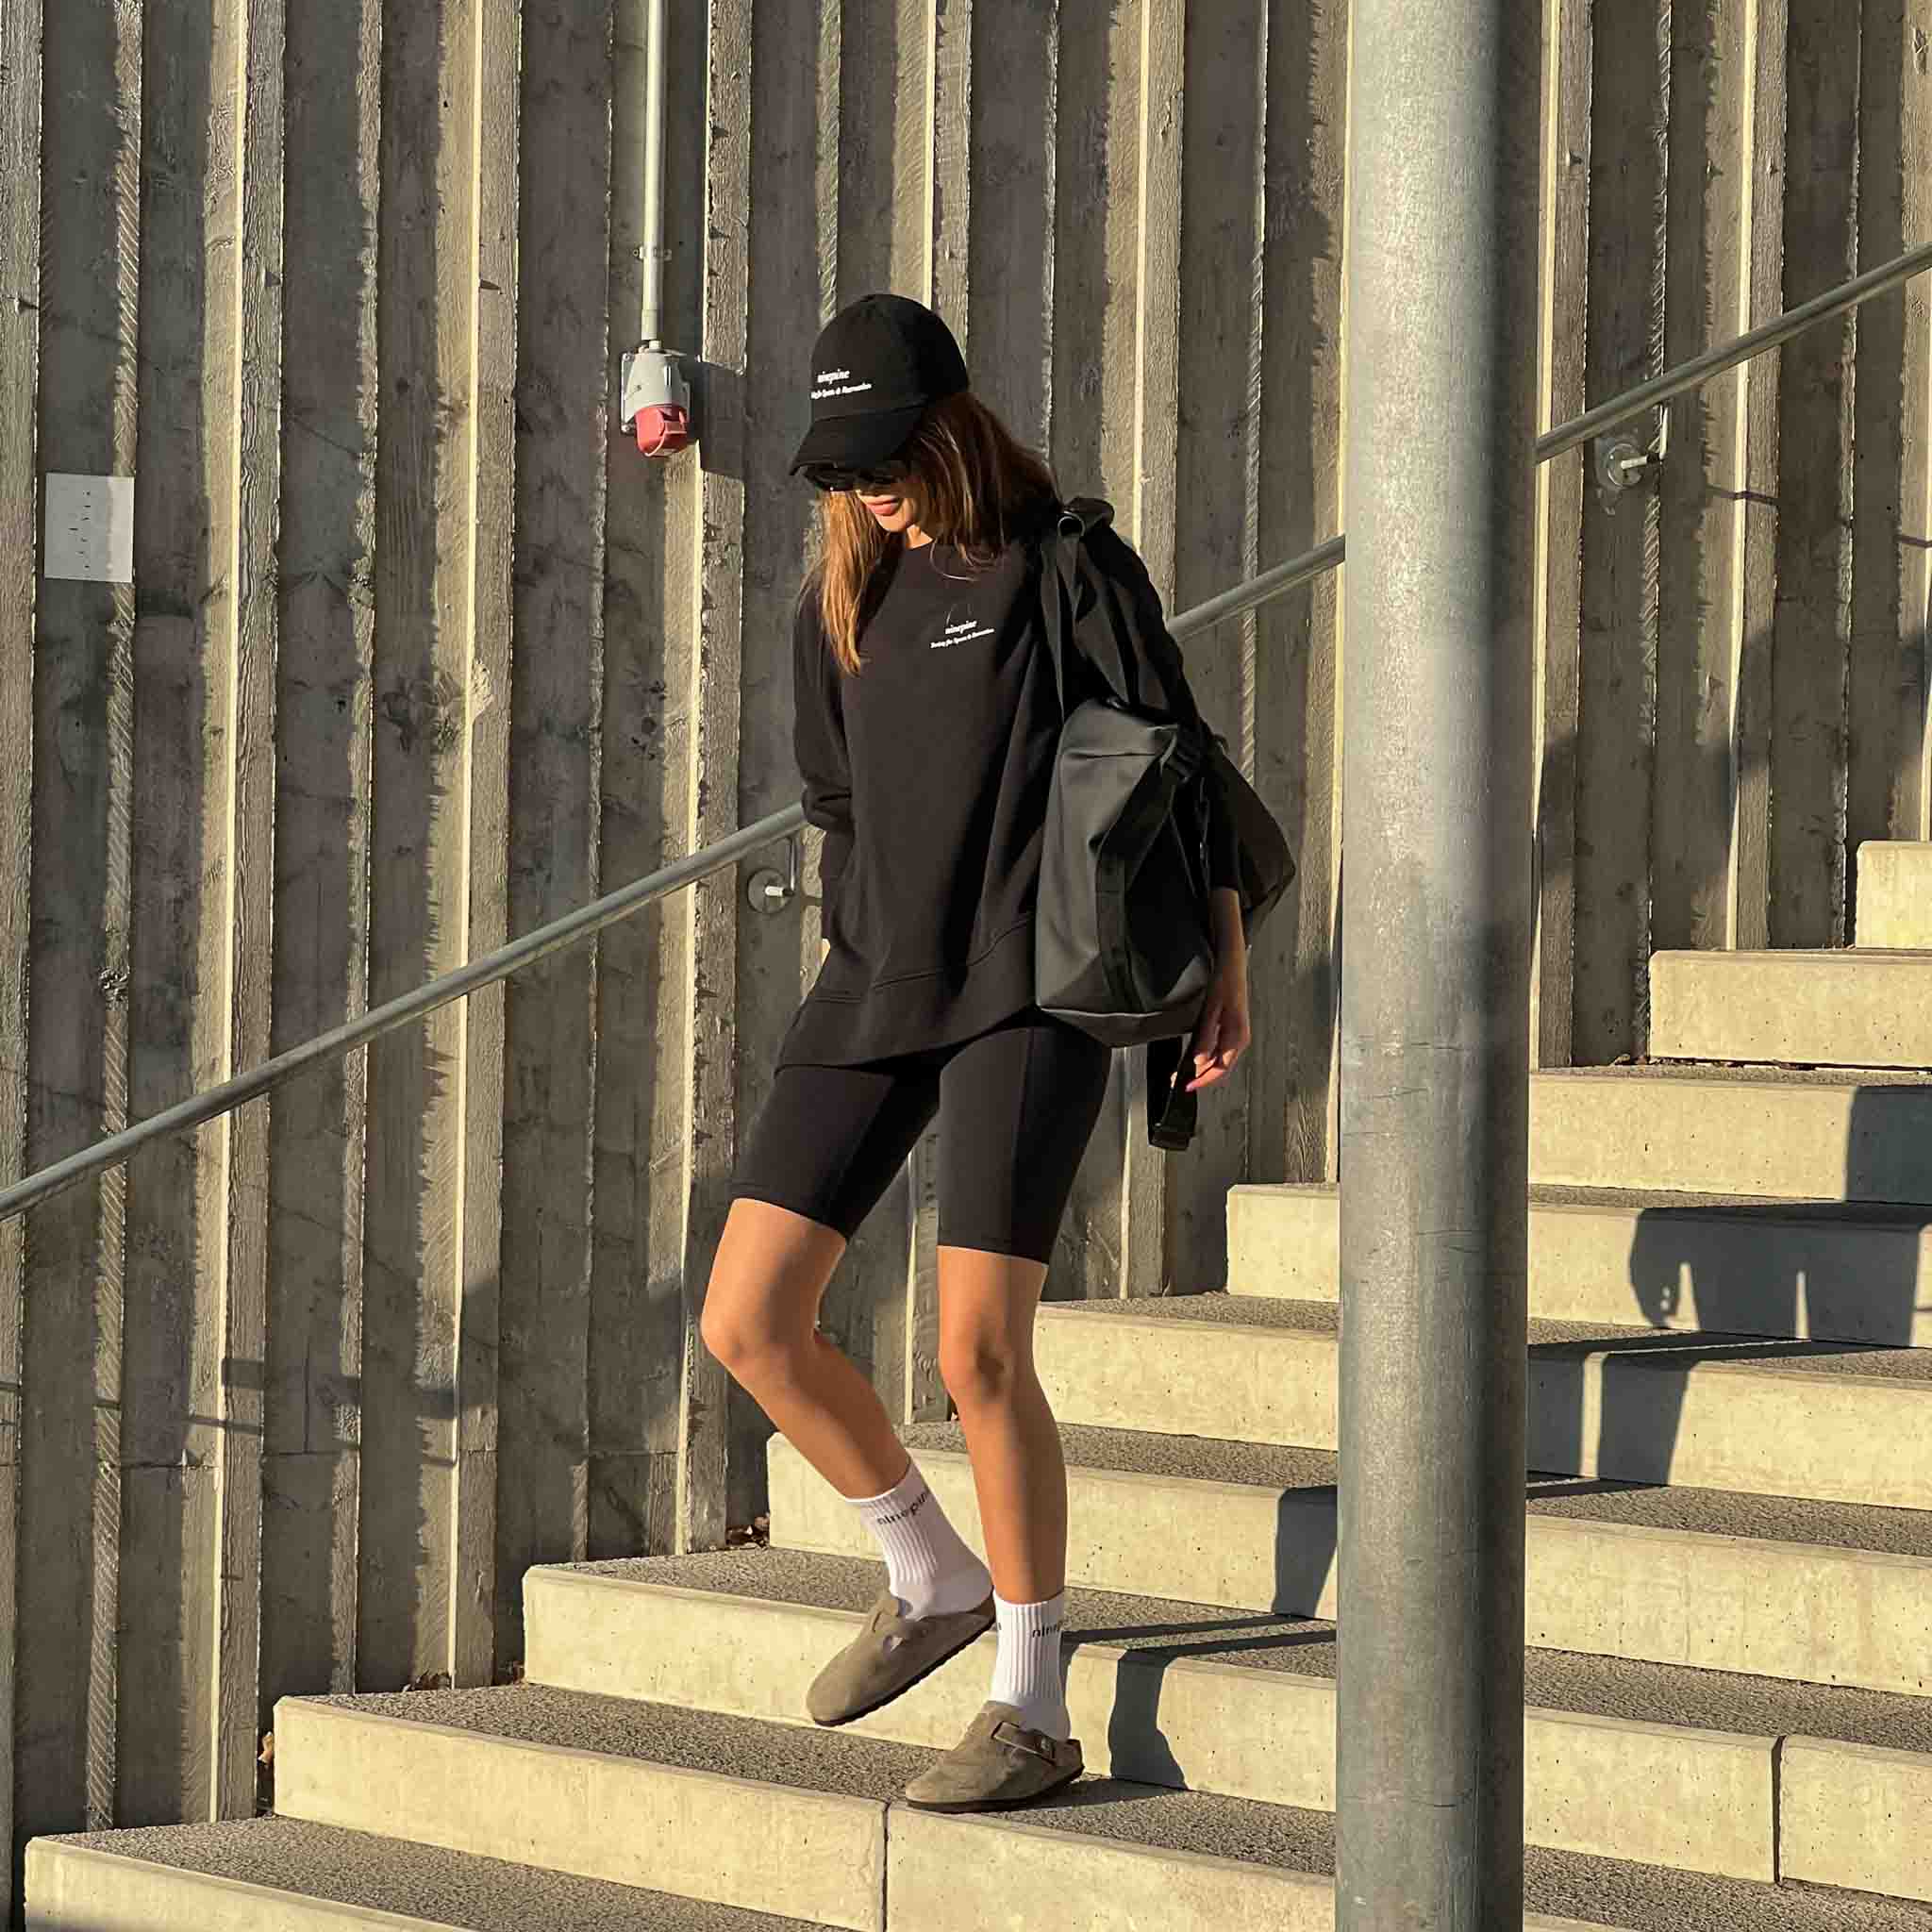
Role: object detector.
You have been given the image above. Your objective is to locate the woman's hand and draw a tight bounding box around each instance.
[1188,889,1252,1091]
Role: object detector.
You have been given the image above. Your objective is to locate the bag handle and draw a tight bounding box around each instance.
[1041,500,1208,1155]
[1037,503,1092,724]
[1145,1030,1201,1151]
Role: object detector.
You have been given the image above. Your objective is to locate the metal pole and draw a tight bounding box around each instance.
[1336,0,1535,1923]
[640,0,668,347]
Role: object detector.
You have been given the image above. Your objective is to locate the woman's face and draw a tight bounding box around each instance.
[855,469,925,536]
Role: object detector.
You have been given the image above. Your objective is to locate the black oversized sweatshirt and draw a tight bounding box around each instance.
[776,509,1243,1069]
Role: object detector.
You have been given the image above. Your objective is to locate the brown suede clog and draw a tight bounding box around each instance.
[899,1700,1085,1811]
[806,1589,995,1727]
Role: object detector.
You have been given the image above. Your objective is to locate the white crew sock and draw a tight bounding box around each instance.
[848,1460,991,1620]
[989,1591,1071,1740]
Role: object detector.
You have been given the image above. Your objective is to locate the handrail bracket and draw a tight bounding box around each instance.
[1593,405,1669,510]
[745,831,801,914]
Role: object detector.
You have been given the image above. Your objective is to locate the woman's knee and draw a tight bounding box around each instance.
[700,1200,839,1377]
[705,1298,830,1392]
[700,1261,812,1372]
[939,1329,1029,1408]
[700,1297,775,1378]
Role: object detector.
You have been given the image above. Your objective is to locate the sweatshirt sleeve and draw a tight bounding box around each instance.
[1071,524,1245,898]
[793,591,856,902]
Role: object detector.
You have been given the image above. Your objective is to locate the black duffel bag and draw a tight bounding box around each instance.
[1032,498,1295,1150]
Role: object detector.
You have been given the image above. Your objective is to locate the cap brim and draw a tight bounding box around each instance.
[789,401,928,475]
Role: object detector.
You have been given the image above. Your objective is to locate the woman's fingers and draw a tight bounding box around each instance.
[1187,998,1228,1091]
[1185,989,1251,1091]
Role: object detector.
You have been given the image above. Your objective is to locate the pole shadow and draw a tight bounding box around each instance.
[1076,1607,1334,1791]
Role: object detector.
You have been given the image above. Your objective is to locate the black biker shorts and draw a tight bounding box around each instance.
[727,1009,1114,1264]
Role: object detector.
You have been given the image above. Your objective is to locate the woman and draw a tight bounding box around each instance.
[702,291,1251,1813]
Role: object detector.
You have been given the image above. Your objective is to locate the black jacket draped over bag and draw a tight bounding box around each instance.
[780,496,1293,1148]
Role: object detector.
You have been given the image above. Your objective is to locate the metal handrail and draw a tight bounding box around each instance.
[1173,534,1346,637]
[7,235,1929,1226]
[1537,237,1932,461]
[0,533,1347,1226]
[0,805,811,1224]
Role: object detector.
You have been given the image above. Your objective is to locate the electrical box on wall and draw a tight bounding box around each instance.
[44,474,136,583]
[621,346,693,458]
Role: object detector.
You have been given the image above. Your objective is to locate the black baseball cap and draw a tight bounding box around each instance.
[789,292,970,475]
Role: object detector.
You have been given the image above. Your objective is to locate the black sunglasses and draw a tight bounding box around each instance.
[801,458,911,494]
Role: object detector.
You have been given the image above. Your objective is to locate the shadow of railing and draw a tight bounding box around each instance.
[1557,1080,1932,1501]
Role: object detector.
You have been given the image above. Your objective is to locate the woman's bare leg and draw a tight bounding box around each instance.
[936,1244,1064,1600]
[700,1197,909,1498]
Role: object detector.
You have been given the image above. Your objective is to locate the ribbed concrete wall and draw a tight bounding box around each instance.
[0,0,1925,1903]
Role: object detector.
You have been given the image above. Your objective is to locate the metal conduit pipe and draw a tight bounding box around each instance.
[639,0,667,351]
[621,0,692,455]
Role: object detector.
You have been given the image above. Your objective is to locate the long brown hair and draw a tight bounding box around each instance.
[810,390,1058,675]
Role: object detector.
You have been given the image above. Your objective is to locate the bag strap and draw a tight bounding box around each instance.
[1093,743,1201,1015]
[1038,520,1071,719]
[1037,498,1117,722]
[1145,1031,1201,1151]
[1041,497,1206,1155]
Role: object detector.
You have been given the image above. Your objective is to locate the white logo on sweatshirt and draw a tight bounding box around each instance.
[931,607,995,649]
[811,367,875,400]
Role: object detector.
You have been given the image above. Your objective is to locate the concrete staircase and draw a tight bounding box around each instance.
[1650,840,1932,1066]
[26,842,1932,1929]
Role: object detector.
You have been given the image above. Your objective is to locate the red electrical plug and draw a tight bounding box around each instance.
[621,346,695,459]
[634,402,691,457]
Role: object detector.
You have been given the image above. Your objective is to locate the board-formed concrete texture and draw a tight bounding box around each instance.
[25,1817,833,1930]
[1650,950,1932,1067]
[1857,843,1932,948]
[1227,1183,1932,1347]
[1030,1293,1932,1511]
[769,1424,1932,1699]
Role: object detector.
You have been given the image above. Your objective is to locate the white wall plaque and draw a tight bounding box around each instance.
[44,474,136,585]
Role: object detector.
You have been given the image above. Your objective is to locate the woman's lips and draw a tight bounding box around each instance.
[860,496,901,515]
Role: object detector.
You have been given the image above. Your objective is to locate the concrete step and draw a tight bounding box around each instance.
[1650,949,1932,1068]
[1033,1293,1932,1510]
[1226,1183,1932,1348]
[1529,1066,1932,1203]
[526,1547,1932,1888]
[266,1681,1932,1930]
[25,1816,824,1930]
[273,1685,910,1932]
[769,1423,1932,1699]
[1857,842,1932,948]
[884,1797,1932,1931]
